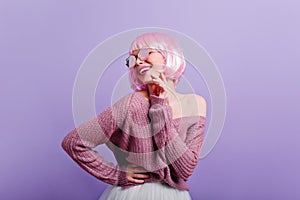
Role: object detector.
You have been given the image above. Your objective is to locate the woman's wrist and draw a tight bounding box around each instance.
[149,94,168,105]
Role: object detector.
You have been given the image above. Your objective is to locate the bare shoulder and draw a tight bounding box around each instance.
[182,93,207,118]
[194,94,207,117]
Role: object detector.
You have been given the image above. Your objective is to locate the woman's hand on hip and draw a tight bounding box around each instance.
[125,164,150,184]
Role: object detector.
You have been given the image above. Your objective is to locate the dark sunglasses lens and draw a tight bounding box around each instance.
[126,56,136,68]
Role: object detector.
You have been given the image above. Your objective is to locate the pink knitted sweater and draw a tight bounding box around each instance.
[61,92,206,191]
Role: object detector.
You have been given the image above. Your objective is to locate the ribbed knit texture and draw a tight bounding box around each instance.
[61,91,206,191]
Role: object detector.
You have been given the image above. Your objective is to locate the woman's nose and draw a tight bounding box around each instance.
[136,57,145,66]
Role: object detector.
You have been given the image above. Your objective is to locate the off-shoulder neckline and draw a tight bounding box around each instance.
[133,91,206,121]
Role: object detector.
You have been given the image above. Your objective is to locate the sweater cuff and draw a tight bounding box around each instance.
[150,94,168,106]
[116,168,128,186]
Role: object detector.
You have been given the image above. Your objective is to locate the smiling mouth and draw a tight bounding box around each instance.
[139,66,150,75]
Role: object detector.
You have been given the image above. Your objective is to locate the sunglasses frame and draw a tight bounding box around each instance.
[125,48,163,69]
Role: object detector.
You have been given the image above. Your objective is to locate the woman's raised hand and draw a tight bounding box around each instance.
[125,164,150,184]
[147,72,178,105]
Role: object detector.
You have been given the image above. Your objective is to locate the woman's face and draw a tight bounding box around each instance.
[130,48,166,84]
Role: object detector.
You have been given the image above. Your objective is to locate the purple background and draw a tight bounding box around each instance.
[1,0,299,199]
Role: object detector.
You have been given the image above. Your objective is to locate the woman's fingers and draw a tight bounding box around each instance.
[126,164,150,184]
[151,76,164,86]
[127,176,145,184]
[150,75,166,91]
[160,72,167,82]
[132,173,150,179]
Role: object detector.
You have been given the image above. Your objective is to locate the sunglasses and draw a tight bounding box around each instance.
[125,48,162,69]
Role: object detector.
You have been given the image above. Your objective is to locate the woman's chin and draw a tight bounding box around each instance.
[138,70,160,83]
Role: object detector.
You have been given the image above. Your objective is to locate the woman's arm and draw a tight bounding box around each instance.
[149,94,206,181]
[61,94,132,186]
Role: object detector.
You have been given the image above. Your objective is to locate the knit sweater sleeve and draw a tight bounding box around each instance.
[61,94,132,186]
[149,94,206,181]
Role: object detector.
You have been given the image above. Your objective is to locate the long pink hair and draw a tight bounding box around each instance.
[128,33,186,91]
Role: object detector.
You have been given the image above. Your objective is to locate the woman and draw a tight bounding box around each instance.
[61,32,207,200]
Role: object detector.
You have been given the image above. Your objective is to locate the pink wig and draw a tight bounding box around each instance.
[128,32,186,91]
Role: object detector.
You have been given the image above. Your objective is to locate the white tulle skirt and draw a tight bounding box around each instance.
[98,182,191,200]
